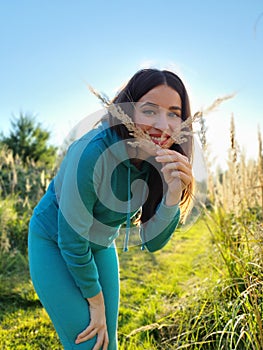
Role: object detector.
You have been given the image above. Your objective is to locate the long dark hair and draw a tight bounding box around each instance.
[109,68,194,223]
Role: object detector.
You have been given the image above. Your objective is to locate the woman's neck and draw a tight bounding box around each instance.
[127,145,149,170]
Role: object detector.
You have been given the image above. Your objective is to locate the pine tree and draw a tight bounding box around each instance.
[0,113,57,168]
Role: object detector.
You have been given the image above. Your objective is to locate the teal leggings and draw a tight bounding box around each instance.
[28,217,120,349]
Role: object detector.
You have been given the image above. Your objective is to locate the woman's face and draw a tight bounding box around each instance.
[133,84,182,154]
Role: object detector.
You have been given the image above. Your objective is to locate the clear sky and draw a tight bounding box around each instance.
[1,0,262,170]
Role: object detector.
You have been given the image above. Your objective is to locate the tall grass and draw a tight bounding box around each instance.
[121,114,263,349]
[186,114,263,349]
[202,118,263,349]
[0,145,54,254]
[201,208,263,350]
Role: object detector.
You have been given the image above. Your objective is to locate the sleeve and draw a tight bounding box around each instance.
[56,140,102,299]
[140,197,180,252]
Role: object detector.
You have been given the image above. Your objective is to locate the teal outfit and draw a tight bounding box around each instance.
[28,121,180,349]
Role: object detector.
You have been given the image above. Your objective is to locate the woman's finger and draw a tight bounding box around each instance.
[93,331,109,350]
[76,324,94,339]
[161,161,191,175]
[156,154,189,167]
[102,332,109,350]
[170,171,192,186]
[75,328,97,344]
[156,149,189,162]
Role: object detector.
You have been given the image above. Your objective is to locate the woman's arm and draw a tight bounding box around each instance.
[141,148,192,252]
[56,139,108,349]
[56,140,103,298]
[140,199,180,252]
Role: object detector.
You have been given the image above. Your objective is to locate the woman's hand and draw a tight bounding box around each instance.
[155,149,193,206]
[75,291,109,350]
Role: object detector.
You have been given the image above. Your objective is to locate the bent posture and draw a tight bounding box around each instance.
[28,68,194,349]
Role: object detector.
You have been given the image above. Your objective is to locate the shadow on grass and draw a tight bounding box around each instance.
[0,292,42,322]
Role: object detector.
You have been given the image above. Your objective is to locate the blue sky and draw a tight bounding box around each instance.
[1,0,263,170]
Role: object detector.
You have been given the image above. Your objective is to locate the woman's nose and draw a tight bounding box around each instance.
[153,112,169,131]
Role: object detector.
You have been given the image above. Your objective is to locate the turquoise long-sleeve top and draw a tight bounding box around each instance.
[32,121,180,298]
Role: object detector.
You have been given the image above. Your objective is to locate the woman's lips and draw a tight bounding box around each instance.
[150,135,171,146]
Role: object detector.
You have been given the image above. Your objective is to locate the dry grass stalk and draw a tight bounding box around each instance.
[198,115,207,151]
[258,127,263,212]
[212,115,263,214]
[258,127,263,178]
[89,85,235,150]
[89,85,237,215]
[88,85,156,151]
[172,93,235,144]
[227,115,241,214]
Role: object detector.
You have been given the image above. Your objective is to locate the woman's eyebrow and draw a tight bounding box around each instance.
[139,102,159,108]
[139,102,182,111]
[169,106,182,111]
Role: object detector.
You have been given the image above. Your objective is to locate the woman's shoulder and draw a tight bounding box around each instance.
[65,121,118,163]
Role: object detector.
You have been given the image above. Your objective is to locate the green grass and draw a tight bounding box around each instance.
[117,219,218,349]
[0,214,262,349]
[118,219,216,330]
[0,219,215,349]
[0,254,61,349]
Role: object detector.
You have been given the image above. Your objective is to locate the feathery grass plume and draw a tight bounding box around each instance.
[258,126,263,213]
[248,159,261,207]
[89,85,235,148]
[258,126,263,180]
[227,114,242,214]
[198,113,207,151]
[88,85,157,151]
[241,152,260,210]
[171,93,236,144]
[229,113,238,163]
[239,150,249,209]
[213,144,261,216]
[0,197,17,252]
[89,86,245,220]
[197,112,218,206]
[212,114,240,214]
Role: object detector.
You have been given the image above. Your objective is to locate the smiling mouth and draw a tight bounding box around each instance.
[150,135,171,147]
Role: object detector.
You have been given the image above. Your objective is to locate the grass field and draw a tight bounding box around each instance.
[0,219,218,349]
[1,211,262,349]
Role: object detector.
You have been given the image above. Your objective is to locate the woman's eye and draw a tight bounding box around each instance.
[142,109,156,116]
[168,112,181,118]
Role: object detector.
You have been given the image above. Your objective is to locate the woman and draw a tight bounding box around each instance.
[28,68,194,349]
